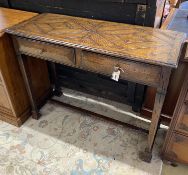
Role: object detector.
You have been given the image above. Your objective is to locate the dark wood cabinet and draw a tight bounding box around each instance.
[164,133,188,164]
[0,0,166,27]
[162,9,188,164]
[0,0,9,7]
[162,66,188,164]
[141,8,188,125]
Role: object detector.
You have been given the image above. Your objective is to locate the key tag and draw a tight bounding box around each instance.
[111,65,124,82]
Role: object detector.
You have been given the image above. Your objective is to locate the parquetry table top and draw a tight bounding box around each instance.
[6,13,186,68]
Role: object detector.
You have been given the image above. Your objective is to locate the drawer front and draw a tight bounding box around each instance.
[166,133,188,164]
[79,51,161,87]
[0,85,12,113]
[176,104,188,135]
[17,38,75,66]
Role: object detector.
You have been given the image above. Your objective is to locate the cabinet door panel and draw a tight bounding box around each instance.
[176,104,188,135]
[0,85,11,110]
[166,133,188,164]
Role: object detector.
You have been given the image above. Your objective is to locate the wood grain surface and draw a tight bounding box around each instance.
[6,13,186,68]
[0,7,37,31]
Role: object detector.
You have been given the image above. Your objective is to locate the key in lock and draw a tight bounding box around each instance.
[111,65,124,82]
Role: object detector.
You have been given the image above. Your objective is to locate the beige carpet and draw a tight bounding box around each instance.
[0,90,165,175]
[162,163,188,175]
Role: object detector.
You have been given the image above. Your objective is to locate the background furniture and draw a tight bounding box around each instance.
[141,7,188,125]
[0,0,166,27]
[161,8,188,164]
[0,8,50,126]
[0,0,9,7]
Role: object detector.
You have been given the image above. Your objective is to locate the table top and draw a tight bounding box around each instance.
[6,13,186,68]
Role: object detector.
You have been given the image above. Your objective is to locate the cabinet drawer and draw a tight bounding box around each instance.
[17,38,75,66]
[79,51,161,87]
[175,104,188,135]
[0,85,12,112]
[166,133,188,164]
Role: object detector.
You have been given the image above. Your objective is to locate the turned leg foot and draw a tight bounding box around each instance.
[163,160,178,167]
[139,148,152,163]
[31,111,41,120]
[170,162,178,167]
[53,88,62,97]
[15,53,41,121]
[49,62,62,97]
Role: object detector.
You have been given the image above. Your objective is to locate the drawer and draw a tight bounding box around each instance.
[175,104,188,135]
[17,38,75,66]
[166,133,188,164]
[79,51,161,87]
[0,85,12,112]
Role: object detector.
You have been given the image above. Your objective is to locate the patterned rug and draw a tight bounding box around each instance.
[0,101,164,175]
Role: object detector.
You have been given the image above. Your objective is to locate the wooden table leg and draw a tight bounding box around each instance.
[139,67,172,162]
[18,55,41,119]
[12,37,41,119]
[48,62,62,97]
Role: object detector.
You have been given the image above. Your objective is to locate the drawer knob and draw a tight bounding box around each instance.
[111,65,124,82]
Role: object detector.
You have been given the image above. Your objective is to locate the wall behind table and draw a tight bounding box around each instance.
[1,0,157,26]
[0,0,9,7]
